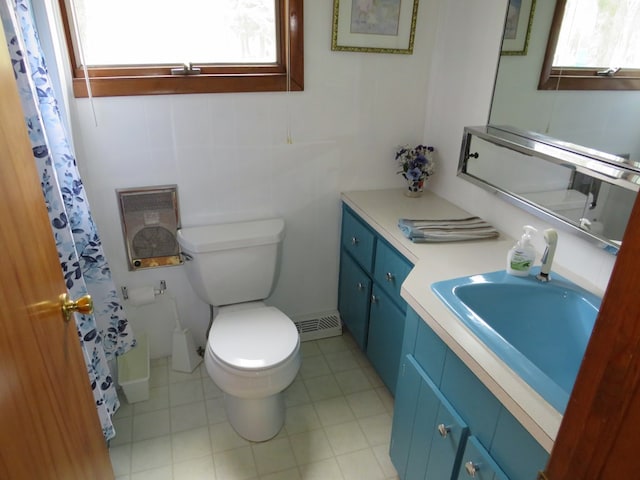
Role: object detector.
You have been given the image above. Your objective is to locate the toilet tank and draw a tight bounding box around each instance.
[177,218,285,306]
[524,189,589,221]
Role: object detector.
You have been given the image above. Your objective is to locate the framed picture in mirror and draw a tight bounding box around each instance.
[331,0,419,54]
[501,0,536,55]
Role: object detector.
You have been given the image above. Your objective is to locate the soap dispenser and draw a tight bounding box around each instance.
[506,225,537,276]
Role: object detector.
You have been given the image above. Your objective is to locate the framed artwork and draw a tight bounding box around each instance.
[331,0,420,54]
[501,0,536,55]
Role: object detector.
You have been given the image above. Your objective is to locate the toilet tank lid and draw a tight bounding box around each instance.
[177,218,285,253]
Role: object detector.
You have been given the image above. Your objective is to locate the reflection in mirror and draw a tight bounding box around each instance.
[490,0,640,163]
[459,127,639,253]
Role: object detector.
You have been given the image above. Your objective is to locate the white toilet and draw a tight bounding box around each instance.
[177,218,301,442]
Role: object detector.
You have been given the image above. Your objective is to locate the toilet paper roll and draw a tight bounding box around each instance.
[127,286,157,306]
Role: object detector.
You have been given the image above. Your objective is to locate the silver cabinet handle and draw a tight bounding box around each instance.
[371,295,378,304]
[465,461,479,477]
[437,423,451,438]
[351,236,359,246]
[385,272,395,282]
[357,282,364,291]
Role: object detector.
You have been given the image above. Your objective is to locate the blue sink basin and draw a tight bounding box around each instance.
[431,269,601,412]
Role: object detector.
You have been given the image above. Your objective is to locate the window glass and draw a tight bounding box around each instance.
[75,0,277,66]
[539,0,640,90]
[553,0,640,69]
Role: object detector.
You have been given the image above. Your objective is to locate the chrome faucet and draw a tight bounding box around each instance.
[537,229,558,282]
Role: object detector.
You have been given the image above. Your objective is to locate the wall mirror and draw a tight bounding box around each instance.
[457,0,640,253]
[490,0,640,161]
[459,126,639,253]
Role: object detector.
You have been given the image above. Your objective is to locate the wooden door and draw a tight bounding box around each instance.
[0,23,113,479]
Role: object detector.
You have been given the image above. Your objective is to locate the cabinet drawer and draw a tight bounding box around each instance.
[341,208,375,273]
[373,240,412,307]
[457,436,508,480]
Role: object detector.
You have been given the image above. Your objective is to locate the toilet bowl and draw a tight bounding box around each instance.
[177,219,301,441]
[205,303,300,440]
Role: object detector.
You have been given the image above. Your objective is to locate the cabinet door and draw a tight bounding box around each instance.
[457,436,508,480]
[394,356,469,480]
[390,355,423,480]
[404,367,441,480]
[425,394,470,480]
[338,251,371,350]
[368,285,406,394]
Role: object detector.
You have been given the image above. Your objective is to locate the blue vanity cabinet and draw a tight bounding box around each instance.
[391,307,549,480]
[440,351,549,480]
[338,204,413,395]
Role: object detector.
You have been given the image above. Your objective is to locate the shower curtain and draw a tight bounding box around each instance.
[0,0,134,441]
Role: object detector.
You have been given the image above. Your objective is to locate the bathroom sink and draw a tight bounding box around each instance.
[431,269,601,412]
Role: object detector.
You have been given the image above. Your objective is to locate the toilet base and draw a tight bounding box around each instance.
[224,392,285,442]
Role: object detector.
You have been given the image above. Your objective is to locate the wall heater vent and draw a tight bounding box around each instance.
[117,185,181,271]
[292,311,342,342]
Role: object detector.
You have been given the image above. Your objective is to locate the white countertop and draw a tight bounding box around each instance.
[342,189,603,453]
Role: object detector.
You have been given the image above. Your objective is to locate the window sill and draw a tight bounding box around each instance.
[72,72,304,98]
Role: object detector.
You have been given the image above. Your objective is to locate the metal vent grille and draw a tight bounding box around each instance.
[293,311,342,342]
[121,191,176,213]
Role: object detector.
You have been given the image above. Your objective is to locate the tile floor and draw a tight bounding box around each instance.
[109,332,400,480]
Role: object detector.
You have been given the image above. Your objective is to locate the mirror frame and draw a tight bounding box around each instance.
[458,125,640,254]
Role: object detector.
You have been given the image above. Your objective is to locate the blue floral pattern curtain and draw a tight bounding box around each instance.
[1,0,134,441]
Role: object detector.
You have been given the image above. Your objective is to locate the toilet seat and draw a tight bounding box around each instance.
[209,306,299,370]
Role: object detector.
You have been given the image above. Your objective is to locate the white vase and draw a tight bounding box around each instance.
[405,179,425,197]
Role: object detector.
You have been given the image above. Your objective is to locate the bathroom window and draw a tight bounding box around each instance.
[57,0,303,97]
[539,0,640,91]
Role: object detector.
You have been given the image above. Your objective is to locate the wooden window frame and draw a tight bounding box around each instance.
[57,0,303,97]
[538,0,640,91]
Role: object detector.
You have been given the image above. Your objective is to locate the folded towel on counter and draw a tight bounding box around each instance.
[398,217,499,243]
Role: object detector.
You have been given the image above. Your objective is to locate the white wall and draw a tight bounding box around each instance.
[47,0,617,357]
[59,0,442,353]
[424,0,616,293]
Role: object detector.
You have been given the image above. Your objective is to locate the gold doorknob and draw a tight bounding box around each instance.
[60,293,93,323]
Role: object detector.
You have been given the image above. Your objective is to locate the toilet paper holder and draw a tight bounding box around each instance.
[121,280,166,301]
